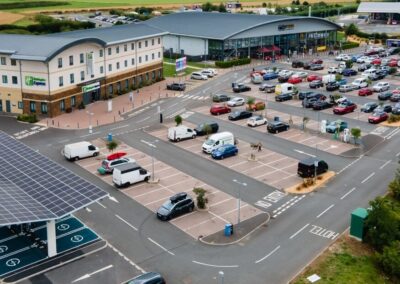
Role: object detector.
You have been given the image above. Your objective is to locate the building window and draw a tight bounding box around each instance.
[158,52,161,58]
[146,73,149,81]
[69,55,74,66]
[12,76,18,85]
[131,43,135,50]
[145,40,148,47]
[116,62,120,70]
[152,71,155,80]
[117,82,121,92]
[108,64,112,72]
[124,44,127,52]
[80,71,85,81]
[41,102,47,114]
[99,49,103,57]
[132,77,136,87]
[145,55,148,62]
[116,46,120,54]
[139,56,142,63]
[80,53,84,63]
[17,101,23,109]
[124,60,128,67]
[158,38,160,44]
[131,58,135,65]
[30,101,36,113]
[11,59,16,66]
[158,70,162,78]
[58,58,63,68]
[0,57,6,65]
[138,42,141,49]
[2,75,7,84]
[108,84,113,95]
[152,39,154,46]
[108,48,112,55]
[71,96,76,107]
[125,79,129,90]
[70,73,74,84]
[58,76,63,87]
[60,100,65,112]
[152,53,154,60]
[100,66,104,74]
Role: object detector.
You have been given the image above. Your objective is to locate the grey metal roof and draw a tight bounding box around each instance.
[146,12,340,40]
[357,2,400,14]
[0,23,167,62]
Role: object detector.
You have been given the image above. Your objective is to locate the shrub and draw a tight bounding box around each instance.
[17,114,38,123]
[78,101,85,109]
[377,241,400,279]
[175,115,182,126]
[388,114,400,123]
[193,187,208,209]
[389,167,400,201]
[388,67,397,75]
[341,42,360,50]
[106,140,118,152]
[351,127,361,144]
[215,58,251,68]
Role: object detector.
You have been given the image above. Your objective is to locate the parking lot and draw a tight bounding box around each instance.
[76,139,263,240]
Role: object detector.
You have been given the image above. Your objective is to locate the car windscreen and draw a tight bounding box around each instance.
[162,200,173,211]
[205,139,215,145]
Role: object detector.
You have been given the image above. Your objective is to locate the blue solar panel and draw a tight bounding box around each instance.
[0,131,108,226]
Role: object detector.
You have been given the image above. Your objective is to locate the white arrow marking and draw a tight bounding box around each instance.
[72,265,113,283]
[109,196,119,203]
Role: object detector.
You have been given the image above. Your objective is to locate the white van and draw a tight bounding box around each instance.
[361,68,377,79]
[64,141,99,161]
[275,83,297,95]
[202,132,235,154]
[168,126,196,142]
[112,163,151,187]
[191,72,208,80]
[352,77,368,89]
[322,74,336,84]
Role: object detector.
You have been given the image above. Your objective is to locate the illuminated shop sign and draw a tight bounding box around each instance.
[25,76,46,87]
[308,32,329,39]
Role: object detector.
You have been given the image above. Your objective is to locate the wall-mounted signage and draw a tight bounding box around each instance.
[25,76,46,87]
[82,82,100,93]
[278,24,294,31]
[308,32,329,39]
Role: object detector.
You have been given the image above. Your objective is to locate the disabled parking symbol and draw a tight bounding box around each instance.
[57,224,70,231]
[6,258,20,267]
[70,235,83,243]
[0,245,8,254]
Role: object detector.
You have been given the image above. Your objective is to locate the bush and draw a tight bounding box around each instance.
[17,114,38,123]
[341,42,360,50]
[193,187,208,209]
[388,114,400,123]
[175,115,182,126]
[377,241,400,279]
[215,58,251,68]
[388,67,398,75]
[389,168,400,201]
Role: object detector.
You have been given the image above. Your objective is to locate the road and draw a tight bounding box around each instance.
[4,59,399,284]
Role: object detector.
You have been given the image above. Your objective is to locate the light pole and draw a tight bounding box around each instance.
[233,179,247,225]
[86,111,94,134]
[141,139,158,182]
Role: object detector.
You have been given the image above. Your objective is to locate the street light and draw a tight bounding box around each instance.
[232,179,247,225]
[86,111,94,134]
[141,139,158,182]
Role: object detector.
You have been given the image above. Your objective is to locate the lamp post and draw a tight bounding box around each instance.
[86,111,94,134]
[233,179,247,225]
[141,139,158,182]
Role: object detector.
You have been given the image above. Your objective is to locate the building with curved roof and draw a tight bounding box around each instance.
[0,23,166,117]
[146,12,341,61]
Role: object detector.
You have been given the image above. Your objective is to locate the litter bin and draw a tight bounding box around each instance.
[224,223,233,236]
[274,116,280,122]
[108,133,112,142]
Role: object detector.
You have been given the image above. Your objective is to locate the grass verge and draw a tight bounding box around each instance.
[163,62,197,78]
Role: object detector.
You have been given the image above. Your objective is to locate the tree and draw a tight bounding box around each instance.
[377,241,400,278]
[246,96,255,106]
[175,115,182,126]
[335,73,342,82]
[303,1,309,5]
[389,166,400,201]
[262,2,267,7]
[107,140,118,152]
[345,60,353,68]
[202,124,213,138]
[350,127,361,144]
[218,3,227,12]
[365,197,400,252]
[193,187,208,209]
[345,23,359,36]
[202,2,214,11]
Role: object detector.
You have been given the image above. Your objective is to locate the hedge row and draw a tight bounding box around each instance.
[291,5,357,17]
[215,58,251,68]
[17,114,38,123]
[0,1,68,10]
[341,41,360,50]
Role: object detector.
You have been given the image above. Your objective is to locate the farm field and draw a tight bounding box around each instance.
[0,11,24,24]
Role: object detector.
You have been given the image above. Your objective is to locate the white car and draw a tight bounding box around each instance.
[201,69,214,78]
[335,54,349,61]
[247,115,267,127]
[295,71,308,78]
[357,56,369,63]
[203,68,218,76]
[227,97,245,106]
[328,67,338,74]
[100,157,136,173]
[278,70,293,77]
[191,72,208,80]
[373,82,390,92]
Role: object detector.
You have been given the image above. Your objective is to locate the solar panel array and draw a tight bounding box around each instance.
[0,131,108,226]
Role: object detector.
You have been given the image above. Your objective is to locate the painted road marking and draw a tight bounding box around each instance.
[272,195,306,218]
[289,223,310,239]
[72,264,113,283]
[263,190,286,203]
[337,155,364,175]
[192,260,239,268]
[255,245,281,264]
[361,172,375,184]
[309,225,339,240]
[340,187,356,200]
[115,215,138,232]
[294,149,316,158]
[316,204,335,218]
[254,200,272,209]
[148,237,175,256]
[380,160,392,170]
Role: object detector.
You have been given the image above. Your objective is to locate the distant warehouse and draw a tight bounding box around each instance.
[146,12,341,61]
[357,2,400,25]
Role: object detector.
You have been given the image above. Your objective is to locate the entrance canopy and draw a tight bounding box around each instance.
[0,131,108,226]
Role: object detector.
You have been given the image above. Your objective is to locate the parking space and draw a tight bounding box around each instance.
[191,105,356,155]
[148,123,302,190]
[0,217,99,277]
[76,139,263,240]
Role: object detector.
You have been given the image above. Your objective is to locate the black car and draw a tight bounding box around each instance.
[371,72,386,81]
[228,110,252,121]
[292,60,304,68]
[166,82,186,91]
[275,93,293,102]
[303,62,311,70]
[326,81,340,91]
[378,92,393,101]
[309,80,324,89]
[195,122,219,136]
[212,94,230,102]
[156,192,194,221]
[297,158,328,178]
[126,272,166,284]
[259,83,275,93]
[375,104,392,113]
[267,121,290,134]
[310,64,323,71]
[302,97,318,108]
[358,63,372,72]
[298,91,314,100]
[313,100,333,110]
[361,102,379,113]
[233,83,251,93]
[278,75,290,83]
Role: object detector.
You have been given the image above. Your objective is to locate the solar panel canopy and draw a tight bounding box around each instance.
[0,131,108,226]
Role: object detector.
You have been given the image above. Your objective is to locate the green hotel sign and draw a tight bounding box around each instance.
[25,76,46,87]
[82,82,100,93]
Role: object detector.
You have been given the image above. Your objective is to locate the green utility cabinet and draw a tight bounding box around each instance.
[350,208,368,241]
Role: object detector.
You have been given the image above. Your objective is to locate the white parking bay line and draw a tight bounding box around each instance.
[289,223,310,239]
[255,245,281,264]
[316,204,335,219]
[361,172,375,184]
[379,160,391,170]
[115,214,138,231]
[147,237,175,255]
[340,187,356,200]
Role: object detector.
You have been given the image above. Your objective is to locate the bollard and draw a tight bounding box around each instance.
[52,120,54,126]
[97,120,99,126]
[77,122,79,128]
[118,110,121,115]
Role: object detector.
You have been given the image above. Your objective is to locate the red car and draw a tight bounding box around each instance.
[358,88,373,96]
[371,58,382,65]
[393,88,400,94]
[388,60,398,67]
[368,111,388,124]
[311,59,323,64]
[333,101,357,114]
[210,105,231,115]
[288,76,302,84]
[307,75,322,82]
